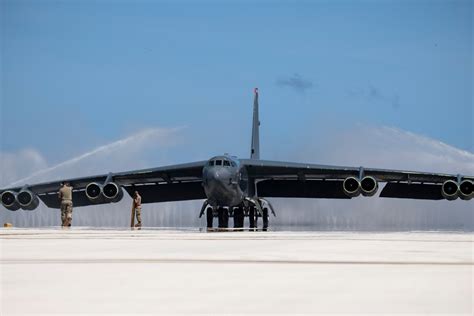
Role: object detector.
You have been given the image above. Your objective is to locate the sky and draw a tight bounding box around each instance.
[1,0,472,162]
[0,0,473,228]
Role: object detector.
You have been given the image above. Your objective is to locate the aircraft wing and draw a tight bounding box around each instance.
[241,159,474,200]
[0,161,207,209]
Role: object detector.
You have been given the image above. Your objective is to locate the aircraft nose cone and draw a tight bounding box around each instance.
[203,166,239,206]
[204,168,229,197]
[209,169,220,180]
[206,168,225,188]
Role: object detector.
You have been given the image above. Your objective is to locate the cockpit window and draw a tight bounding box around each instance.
[215,160,222,166]
[208,160,215,166]
[231,161,236,167]
[223,160,230,166]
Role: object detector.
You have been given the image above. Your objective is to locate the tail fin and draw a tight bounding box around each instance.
[250,88,260,160]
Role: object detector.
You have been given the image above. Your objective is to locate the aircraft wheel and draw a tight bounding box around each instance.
[206,207,213,228]
[262,207,269,231]
[233,207,244,228]
[248,206,256,229]
[218,207,229,228]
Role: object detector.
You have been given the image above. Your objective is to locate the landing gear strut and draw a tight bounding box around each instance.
[245,197,276,231]
[199,199,276,231]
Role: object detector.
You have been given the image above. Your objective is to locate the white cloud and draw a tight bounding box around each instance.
[0,149,48,187]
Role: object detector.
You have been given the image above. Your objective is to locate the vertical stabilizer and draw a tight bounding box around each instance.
[250,88,260,159]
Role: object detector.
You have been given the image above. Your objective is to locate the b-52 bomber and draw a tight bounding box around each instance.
[1,88,472,229]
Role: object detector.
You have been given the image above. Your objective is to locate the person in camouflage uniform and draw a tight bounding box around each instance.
[133,191,142,227]
[58,182,73,227]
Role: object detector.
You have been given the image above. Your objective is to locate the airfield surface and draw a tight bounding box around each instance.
[0,228,472,315]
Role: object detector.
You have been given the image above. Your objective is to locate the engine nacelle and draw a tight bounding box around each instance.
[1,191,20,211]
[441,180,459,200]
[102,182,124,203]
[85,182,103,202]
[17,190,40,210]
[343,177,361,197]
[459,180,473,200]
[85,181,124,203]
[360,176,378,197]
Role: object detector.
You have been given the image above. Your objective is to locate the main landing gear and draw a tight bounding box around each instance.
[199,199,276,231]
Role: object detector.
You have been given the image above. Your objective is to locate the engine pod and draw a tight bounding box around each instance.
[441,180,459,200]
[17,190,40,210]
[343,177,361,197]
[459,180,473,200]
[102,182,124,203]
[85,182,103,202]
[360,176,378,197]
[1,191,20,211]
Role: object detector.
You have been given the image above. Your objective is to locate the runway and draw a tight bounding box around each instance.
[1,229,473,315]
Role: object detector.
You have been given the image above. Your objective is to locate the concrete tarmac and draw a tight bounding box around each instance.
[1,229,473,315]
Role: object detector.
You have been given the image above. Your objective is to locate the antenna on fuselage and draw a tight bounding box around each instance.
[250,88,260,160]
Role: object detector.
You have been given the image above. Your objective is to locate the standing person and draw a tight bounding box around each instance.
[58,182,73,227]
[133,191,142,227]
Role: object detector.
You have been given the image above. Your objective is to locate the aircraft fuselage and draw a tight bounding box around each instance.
[202,155,248,208]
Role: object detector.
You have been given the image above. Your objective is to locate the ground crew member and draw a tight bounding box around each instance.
[133,191,142,227]
[58,182,73,227]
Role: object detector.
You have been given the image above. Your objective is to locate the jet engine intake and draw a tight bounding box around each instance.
[459,180,473,200]
[1,191,20,211]
[85,181,123,203]
[85,182,103,201]
[441,180,459,200]
[343,177,361,197]
[17,190,40,210]
[103,182,124,203]
[360,176,378,196]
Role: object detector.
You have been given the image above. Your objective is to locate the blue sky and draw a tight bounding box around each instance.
[1,0,472,165]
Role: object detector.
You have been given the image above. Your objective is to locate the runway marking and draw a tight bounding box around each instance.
[1,258,472,266]
[1,238,472,245]
[1,233,472,243]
